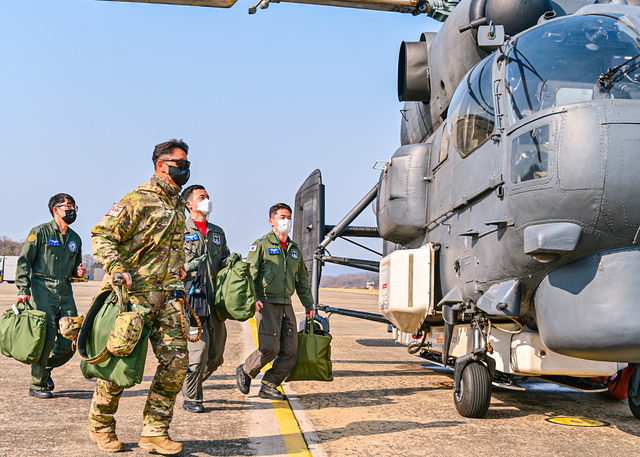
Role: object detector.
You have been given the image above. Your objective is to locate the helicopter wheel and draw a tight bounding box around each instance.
[453,361,491,418]
[628,365,640,419]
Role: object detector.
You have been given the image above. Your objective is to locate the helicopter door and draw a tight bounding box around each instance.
[447,56,501,283]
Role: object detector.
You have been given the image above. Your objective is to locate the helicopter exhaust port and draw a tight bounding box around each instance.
[397,37,433,102]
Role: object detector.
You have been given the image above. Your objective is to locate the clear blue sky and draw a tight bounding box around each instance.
[1,0,441,275]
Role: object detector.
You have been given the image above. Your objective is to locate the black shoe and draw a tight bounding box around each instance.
[236,365,251,395]
[182,400,204,413]
[46,374,55,392]
[259,384,286,401]
[29,389,53,399]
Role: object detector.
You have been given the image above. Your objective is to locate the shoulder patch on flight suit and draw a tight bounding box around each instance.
[291,248,299,259]
[250,245,257,252]
[185,233,199,242]
[27,234,37,243]
[213,233,221,245]
[268,248,281,255]
[69,241,77,252]
[106,204,124,218]
[49,239,61,247]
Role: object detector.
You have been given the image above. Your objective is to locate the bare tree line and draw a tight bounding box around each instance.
[0,236,25,256]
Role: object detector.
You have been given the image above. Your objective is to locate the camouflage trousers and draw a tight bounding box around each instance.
[88,291,188,437]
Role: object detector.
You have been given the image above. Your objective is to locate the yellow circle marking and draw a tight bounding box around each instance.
[28,234,37,242]
[546,417,609,427]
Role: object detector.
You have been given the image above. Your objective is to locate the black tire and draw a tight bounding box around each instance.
[453,361,491,418]
[628,366,640,419]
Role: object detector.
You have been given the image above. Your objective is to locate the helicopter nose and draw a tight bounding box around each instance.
[554,104,640,240]
[597,106,640,239]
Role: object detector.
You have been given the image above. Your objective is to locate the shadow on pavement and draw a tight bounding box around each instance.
[290,386,449,409]
[315,419,462,442]
[355,338,400,347]
[329,369,437,378]
[331,359,423,365]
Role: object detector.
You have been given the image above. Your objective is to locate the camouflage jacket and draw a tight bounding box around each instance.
[91,175,186,292]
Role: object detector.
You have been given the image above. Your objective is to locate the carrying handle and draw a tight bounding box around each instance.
[112,273,129,313]
[11,300,33,315]
[305,317,316,335]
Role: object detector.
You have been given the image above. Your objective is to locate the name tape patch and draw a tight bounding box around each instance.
[107,204,124,218]
[185,233,199,242]
[49,239,61,247]
[268,248,281,255]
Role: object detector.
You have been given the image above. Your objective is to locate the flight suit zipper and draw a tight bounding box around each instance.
[282,241,287,302]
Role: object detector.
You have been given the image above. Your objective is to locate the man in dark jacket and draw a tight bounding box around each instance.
[181,184,230,413]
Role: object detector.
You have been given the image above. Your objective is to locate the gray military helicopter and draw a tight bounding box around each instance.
[294,0,640,419]
[108,0,640,418]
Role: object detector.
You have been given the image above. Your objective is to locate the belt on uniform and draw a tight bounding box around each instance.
[32,272,70,281]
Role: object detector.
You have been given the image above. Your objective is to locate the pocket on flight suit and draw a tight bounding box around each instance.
[261,269,275,288]
[257,304,280,356]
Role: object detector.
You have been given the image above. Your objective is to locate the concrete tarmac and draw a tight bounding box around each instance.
[1,282,640,456]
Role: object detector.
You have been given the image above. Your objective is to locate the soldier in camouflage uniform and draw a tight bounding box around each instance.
[15,193,86,399]
[88,139,191,455]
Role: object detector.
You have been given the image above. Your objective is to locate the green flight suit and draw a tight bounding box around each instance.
[243,231,313,388]
[182,217,230,403]
[15,220,82,391]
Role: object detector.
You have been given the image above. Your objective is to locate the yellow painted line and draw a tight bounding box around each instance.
[546,417,610,427]
[249,318,312,457]
[320,287,379,295]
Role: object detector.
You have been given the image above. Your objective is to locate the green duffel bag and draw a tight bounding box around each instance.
[215,253,257,322]
[0,302,47,364]
[286,318,333,382]
[77,286,152,389]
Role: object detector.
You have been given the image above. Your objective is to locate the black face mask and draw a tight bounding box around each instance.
[61,210,76,225]
[167,164,190,187]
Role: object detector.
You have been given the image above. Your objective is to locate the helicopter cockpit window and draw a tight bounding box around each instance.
[505,14,640,125]
[512,125,550,184]
[448,56,495,157]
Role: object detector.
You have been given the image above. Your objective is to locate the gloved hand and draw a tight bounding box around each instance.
[187,254,207,272]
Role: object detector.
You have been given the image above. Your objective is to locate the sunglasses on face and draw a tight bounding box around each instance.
[161,159,191,170]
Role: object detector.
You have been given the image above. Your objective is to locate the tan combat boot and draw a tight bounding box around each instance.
[89,431,125,452]
[138,435,184,455]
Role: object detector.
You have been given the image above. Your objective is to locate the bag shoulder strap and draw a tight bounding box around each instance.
[77,289,117,365]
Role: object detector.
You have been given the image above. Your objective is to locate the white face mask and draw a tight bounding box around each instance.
[196,199,212,216]
[277,218,293,235]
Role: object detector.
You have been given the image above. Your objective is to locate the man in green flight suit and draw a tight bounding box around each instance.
[15,193,85,399]
[88,139,191,455]
[236,203,314,401]
[181,184,230,413]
